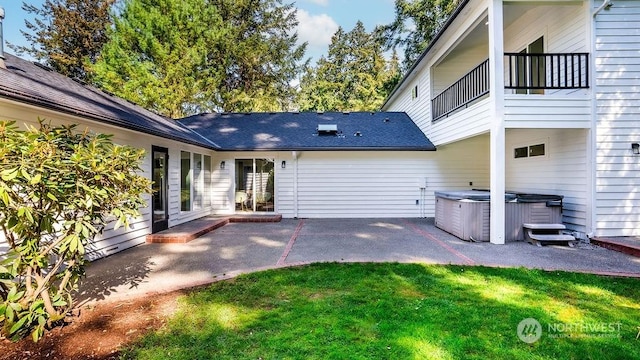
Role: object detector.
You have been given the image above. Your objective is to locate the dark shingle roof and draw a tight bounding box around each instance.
[0,54,218,150]
[178,112,436,151]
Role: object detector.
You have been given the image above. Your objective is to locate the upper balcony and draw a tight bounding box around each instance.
[426,0,592,135]
[432,52,590,126]
[381,0,594,146]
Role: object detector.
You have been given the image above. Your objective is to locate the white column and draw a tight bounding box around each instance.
[587,3,598,239]
[488,0,506,244]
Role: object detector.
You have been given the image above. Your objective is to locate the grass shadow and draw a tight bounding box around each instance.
[121,263,640,360]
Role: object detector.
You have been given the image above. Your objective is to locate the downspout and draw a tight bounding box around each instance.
[0,7,6,69]
[592,0,612,17]
[292,151,299,219]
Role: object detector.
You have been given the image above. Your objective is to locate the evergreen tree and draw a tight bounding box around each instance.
[213,0,306,112]
[297,21,398,112]
[10,0,115,82]
[92,0,222,118]
[378,0,459,71]
[92,0,306,117]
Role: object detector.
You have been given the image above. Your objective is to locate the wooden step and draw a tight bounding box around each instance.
[527,232,576,242]
[523,223,566,230]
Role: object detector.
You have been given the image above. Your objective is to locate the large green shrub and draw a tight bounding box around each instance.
[0,120,152,341]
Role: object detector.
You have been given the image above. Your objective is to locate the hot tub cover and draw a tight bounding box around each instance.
[435,190,563,203]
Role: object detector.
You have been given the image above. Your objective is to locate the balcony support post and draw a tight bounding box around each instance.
[488,0,506,245]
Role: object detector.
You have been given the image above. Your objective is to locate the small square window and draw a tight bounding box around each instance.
[514,146,528,158]
[529,144,545,157]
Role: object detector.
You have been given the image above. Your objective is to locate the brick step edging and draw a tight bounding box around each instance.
[591,239,640,258]
[146,214,282,244]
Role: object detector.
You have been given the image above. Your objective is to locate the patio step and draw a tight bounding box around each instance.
[591,237,640,258]
[146,214,282,244]
[523,223,576,247]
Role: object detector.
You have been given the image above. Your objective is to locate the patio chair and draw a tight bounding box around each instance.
[256,192,272,211]
[235,191,248,211]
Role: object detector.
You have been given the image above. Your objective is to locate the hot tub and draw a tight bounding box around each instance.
[434,190,563,242]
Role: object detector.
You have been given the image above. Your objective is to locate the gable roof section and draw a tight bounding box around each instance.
[0,54,218,150]
[178,111,436,151]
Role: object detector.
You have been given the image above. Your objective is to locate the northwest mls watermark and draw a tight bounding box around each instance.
[517,318,623,343]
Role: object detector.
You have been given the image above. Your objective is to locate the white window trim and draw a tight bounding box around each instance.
[513,141,548,160]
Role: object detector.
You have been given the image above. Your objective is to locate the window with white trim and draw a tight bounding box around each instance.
[514,143,546,158]
[180,151,212,211]
[180,151,191,211]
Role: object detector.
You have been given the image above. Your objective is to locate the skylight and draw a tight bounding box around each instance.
[317,124,338,135]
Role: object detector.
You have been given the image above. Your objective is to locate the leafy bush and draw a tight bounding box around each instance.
[0,120,151,341]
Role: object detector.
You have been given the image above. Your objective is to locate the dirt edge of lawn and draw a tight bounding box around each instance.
[0,290,187,360]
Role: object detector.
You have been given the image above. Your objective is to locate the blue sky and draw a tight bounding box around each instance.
[0,0,396,62]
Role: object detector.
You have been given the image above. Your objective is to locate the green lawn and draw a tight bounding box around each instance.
[122,263,640,360]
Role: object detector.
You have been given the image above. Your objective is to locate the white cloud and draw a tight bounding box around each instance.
[296,9,339,59]
[305,0,330,6]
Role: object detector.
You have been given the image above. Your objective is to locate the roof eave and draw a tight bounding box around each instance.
[381,0,472,109]
[0,90,220,151]
[217,146,437,152]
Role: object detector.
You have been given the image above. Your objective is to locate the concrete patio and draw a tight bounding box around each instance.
[75,218,640,305]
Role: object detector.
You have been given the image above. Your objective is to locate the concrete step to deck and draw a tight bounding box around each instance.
[591,237,640,258]
[146,214,283,244]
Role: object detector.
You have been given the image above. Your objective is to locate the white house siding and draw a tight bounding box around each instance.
[594,0,640,237]
[505,128,589,234]
[430,99,491,146]
[504,96,591,127]
[386,75,432,136]
[385,78,491,147]
[274,141,489,219]
[504,3,587,55]
[293,152,430,218]
[210,155,234,214]
[432,43,489,96]
[0,99,217,259]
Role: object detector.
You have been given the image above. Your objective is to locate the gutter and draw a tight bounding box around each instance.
[592,0,613,17]
[215,146,437,152]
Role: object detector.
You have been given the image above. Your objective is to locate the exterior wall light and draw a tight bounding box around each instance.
[632,143,640,155]
[281,160,286,169]
[220,161,226,169]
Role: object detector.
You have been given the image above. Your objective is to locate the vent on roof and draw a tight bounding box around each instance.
[317,124,338,135]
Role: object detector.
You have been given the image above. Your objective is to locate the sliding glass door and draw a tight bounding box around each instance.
[235,159,275,213]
